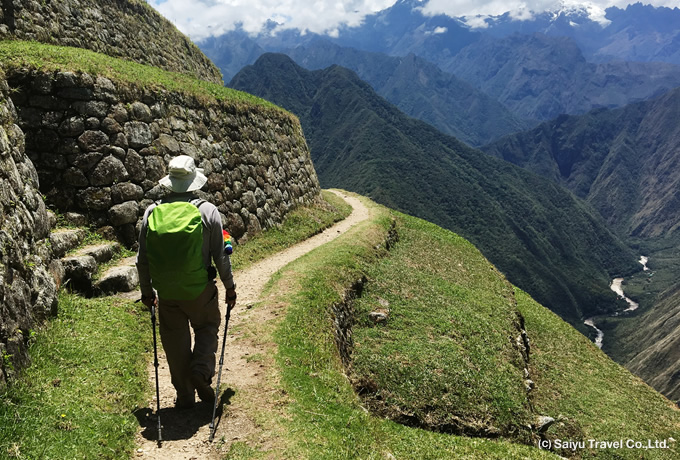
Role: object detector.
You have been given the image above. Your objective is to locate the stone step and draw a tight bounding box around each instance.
[94,257,139,296]
[52,233,135,296]
[73,242,121,265]
[61,255,98,295]
[49,228,87,258]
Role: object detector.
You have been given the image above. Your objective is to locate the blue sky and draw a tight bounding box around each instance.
[147,0,680,41]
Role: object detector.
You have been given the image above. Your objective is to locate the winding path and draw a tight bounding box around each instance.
[133,191,369,459]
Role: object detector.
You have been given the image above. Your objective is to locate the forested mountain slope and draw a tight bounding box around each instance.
[483,86,680,239]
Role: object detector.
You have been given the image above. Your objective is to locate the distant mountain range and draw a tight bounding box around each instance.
[229,53,637,327]
[477,2,680,65]
[483,85,680,239]
[199,2,680,126]
[285,39,530,146]
[444,33,680,121]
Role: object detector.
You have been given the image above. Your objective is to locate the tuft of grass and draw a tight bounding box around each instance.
[0,293,150,459]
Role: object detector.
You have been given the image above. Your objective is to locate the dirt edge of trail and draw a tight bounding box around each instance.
[132,191,370,459]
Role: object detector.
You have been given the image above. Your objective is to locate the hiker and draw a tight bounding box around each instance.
[136,155,238,409]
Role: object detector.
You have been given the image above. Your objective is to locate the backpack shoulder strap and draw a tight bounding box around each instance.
[190,198,206,209]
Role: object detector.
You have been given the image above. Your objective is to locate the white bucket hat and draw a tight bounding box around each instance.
[159,155,207,193]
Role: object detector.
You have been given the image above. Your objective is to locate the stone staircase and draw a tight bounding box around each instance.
[49,227,139,297]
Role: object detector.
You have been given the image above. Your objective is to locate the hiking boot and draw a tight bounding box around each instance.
[191,373,215,403]
[174,393,195,410]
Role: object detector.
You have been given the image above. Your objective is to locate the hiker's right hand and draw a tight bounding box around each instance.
[226,287,237,310]
[142,294,157,310]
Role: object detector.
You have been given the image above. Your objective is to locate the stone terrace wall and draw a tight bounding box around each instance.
[7,68,321,247]
[0,71,58,387]
[0,0,223,85]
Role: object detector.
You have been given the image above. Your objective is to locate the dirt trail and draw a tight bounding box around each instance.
[133,191,369,459]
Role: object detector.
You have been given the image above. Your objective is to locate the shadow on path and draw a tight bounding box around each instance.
[134,387,235,442]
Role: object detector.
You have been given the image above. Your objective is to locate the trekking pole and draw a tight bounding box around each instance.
[209,302,234,442]
[150,304,162,446]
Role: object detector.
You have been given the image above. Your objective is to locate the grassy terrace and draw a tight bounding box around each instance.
[0,40,280,113]
[261,195,557,459]
[350,217,532,439]
[261,194,679,459]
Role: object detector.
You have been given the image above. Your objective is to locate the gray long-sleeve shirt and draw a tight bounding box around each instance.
[136,193,235,299]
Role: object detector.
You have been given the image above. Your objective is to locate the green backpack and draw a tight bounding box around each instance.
[146,199,208,300]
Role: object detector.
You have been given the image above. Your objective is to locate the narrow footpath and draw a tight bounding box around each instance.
[133,191,369,459]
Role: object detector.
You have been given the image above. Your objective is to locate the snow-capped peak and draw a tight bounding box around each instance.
[549,0,611,26]
[456,1,611,30]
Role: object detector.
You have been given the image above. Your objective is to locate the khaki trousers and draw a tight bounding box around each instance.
[158,281,221,401]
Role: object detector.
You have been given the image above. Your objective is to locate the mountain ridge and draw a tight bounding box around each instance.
[473,2,680,65]
[286,39,531,146]
[445,32,680,121]
[199,3,680,126]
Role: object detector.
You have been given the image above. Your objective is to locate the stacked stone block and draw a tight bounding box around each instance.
[8,69,321,247]
[0,71,58,386]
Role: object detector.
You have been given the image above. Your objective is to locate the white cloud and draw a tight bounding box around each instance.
[147,0,680,40]
[421,0,680,25]
[149,0,398,40]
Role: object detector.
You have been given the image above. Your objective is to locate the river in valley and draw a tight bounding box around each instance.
[583,256,648,349]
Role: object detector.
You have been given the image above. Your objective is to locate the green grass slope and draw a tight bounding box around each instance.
[351,218,532,440]
[264,193,680,459]
[267,196,555,459]
[517,287,680,458]
[0,294,150,459]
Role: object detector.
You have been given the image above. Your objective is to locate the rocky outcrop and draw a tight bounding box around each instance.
[7,68,321,247]
[0,0,223,84]
[0,72,58,386]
